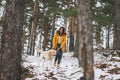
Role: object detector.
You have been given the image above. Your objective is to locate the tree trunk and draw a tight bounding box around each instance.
[42,18,49,50]
[106,25,110,49]
[113,0,120,50]
[27,1,38,55]
[51,14,56,48]
[65,0,70,52]
[96,25,101,45]
[69,30,74,51]
[77,0,94,80]
[38,29,42,49]
[21,30,26,53]
[73,18,79,57]
[0,0,25,80]
[69,0,76,52]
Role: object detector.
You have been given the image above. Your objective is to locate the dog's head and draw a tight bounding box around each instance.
[49,49,56,56]
[47,49,56,60]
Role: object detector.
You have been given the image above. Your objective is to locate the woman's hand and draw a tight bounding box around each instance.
[60,46,62,49]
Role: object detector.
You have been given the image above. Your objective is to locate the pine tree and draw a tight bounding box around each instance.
[0,0,25,80]
[113,0,120,50]
[77,0,94,79]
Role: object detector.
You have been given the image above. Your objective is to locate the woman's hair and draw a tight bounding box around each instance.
[57,27,66,35]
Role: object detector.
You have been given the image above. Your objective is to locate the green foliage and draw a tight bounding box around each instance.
[0,0,2,5]
[92,0,114,26]
[93,14,113,26]
[92,0,114,45]
[102,1,115,15]
[62,9,77,17]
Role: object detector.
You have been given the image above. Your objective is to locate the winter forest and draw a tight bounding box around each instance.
[0,0,120,80]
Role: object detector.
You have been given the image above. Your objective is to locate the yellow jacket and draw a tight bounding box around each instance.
[52,32,66,52]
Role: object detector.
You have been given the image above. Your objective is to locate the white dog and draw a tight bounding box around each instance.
[35,48,56,69]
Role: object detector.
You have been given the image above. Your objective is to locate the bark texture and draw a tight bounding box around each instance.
[0,0,25,80]
[113,0,120,50]
[77,0,94,79]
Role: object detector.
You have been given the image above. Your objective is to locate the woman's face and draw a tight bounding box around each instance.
[60,28,63,34]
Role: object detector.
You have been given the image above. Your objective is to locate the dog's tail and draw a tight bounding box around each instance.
[35,48,43,52]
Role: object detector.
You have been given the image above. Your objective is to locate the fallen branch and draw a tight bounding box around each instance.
[69,70,81,76]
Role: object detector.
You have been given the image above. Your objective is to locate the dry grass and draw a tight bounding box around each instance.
[108,67,120,74]
[21,66,34,80]
[95,63,111,69]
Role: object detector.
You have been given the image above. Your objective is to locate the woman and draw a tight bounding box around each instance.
[52,27,66,68]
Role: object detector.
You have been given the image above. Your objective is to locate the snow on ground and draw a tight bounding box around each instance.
[22,52,120,80]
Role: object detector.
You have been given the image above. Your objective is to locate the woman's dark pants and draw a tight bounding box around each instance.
[54,44,63,64]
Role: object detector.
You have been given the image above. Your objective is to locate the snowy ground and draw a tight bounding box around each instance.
[22,52,120,80]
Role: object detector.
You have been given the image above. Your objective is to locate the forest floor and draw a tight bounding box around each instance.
[21,52,120,80]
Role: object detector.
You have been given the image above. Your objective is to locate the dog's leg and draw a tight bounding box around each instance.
[39,56,45,69]
[46,60,51,69]
[37,52,41,56]
[44,58,48,70]
[39,56,42,67]
[49,60,52,68]
[41,59,46,70]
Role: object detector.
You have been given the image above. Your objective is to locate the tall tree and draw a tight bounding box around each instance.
[113,0,120,50]
[92,0,114,49]
[69,0,77,52]
[42,17,49,50]
[77,0,94,80]
[27,1,38,55]
[0,0,25,80]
